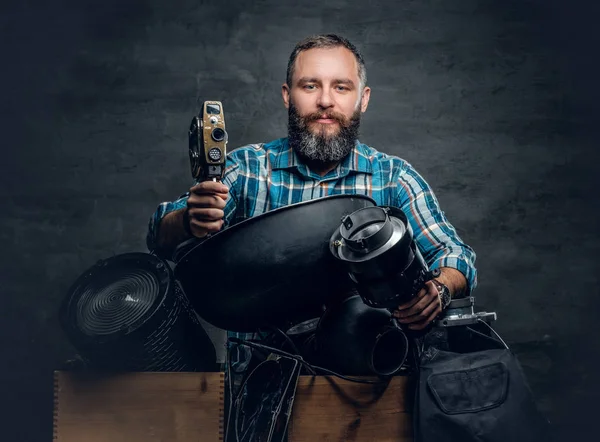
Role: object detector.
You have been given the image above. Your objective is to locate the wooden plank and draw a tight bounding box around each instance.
[53,371,224,442]
[53,372,413,442]
[289,376,413,442]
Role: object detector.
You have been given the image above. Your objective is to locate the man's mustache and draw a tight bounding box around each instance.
[303,111,349,126]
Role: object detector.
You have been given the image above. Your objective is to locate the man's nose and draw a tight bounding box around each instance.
[317,88,334,109]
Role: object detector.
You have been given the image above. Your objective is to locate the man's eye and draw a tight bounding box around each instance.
[303,84,316,90]
[336,86,349,91]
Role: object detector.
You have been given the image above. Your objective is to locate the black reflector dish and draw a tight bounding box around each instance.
[60,252,216,372]
[174,194,377,332]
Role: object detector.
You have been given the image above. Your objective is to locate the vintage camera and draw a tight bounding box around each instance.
[188,101,228,181]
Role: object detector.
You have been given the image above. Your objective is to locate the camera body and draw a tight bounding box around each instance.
[188,101,228,181]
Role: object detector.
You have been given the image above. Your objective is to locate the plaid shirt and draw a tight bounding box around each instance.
[146,137,477,371]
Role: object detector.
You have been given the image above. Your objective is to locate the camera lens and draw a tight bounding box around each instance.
[211,128,226,142]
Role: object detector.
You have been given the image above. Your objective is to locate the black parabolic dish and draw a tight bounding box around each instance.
[174,194,377,332]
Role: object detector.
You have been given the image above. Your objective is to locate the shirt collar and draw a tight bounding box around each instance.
[270,137,373,177]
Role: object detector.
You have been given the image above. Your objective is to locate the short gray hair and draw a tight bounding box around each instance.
[286,34,367,90]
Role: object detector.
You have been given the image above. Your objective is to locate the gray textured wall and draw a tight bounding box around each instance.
[1,0,598,440]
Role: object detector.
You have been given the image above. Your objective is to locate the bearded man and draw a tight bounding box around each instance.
[146,34,477,371]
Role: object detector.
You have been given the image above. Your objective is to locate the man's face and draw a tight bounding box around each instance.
[282,46,371,164]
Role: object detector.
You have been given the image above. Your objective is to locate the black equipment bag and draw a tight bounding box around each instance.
[414,324,551,442]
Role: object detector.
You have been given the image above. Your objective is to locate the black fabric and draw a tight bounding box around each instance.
[427,360,508,414]
[414,328,551,442]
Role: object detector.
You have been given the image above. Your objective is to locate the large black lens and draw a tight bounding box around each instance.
[211,127,226,142]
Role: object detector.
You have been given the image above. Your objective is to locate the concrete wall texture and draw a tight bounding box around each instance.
[1,0,599,440]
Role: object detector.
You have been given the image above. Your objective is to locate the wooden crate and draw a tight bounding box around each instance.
[53,371,413,442]
[289,375,413,442]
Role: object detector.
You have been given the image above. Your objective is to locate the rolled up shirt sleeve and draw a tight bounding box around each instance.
[146,193,189,254]
[145,158,241,255]
[395,162,478,294]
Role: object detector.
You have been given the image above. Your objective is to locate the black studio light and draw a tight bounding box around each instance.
[317,206,440,376]
[330,206,439,310]
[59,253,216,372]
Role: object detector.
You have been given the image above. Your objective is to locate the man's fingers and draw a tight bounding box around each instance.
[393,281,438,318]
[189,217,224,235]
[188,193,227,209]
[394,294,431,320]
[190,181,229,192]
[189,191,229,202]
[407,304,442,331]
[397,296,440,324]
[190,181,229,196]
[188,207,224,222]
[395,287,426,311]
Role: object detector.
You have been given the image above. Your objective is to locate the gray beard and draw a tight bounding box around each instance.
[287,103,361,164]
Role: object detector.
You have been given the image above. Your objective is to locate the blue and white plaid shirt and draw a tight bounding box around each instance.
[147,137,477,371]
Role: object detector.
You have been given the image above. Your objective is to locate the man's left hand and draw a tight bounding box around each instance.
[392,281,441,331]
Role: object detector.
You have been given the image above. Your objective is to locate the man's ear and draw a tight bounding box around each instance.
[282,83,290,109]
[360,86,371,113]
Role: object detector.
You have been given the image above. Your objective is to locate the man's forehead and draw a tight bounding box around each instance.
[292,46,359,82]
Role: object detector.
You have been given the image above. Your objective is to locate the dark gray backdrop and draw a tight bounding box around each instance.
[1,0,598,441]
